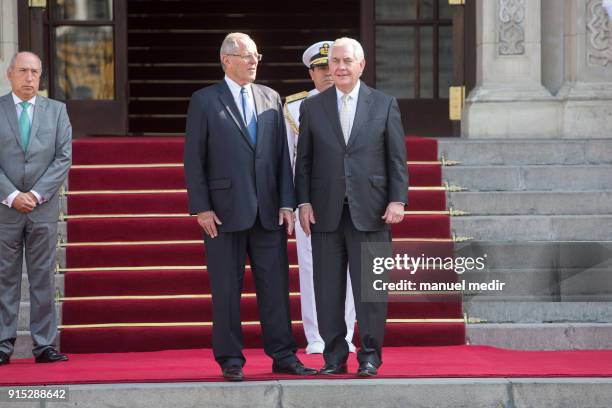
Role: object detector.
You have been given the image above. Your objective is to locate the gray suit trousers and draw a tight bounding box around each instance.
[0,217,58,357]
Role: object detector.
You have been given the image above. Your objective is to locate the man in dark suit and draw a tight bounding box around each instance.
[0,52,72,365]
[295,37,408,377]
[184,32,316,381]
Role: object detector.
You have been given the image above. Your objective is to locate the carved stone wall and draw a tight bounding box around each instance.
[499,0,526,55]
[586,0,612,67]
[0,1,19,94]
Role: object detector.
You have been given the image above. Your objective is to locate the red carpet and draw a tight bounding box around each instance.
[65,214,452,243]
[62,296,461,325]
[2,346,611,386]
[60,323,466,354]
[68,163,441,189]
[67,189,447,215]
[64,268,458,297]
[71,136,438,164]
[61,136,465,353]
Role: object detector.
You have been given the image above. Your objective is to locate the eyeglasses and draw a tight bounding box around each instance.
[226,53,263,62]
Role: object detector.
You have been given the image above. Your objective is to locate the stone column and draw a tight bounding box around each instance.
[559,0,612,138]
[463,0,561,138]
[0,0,19,95]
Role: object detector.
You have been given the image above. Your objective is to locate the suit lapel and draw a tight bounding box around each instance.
[251,84,266,152]
[27,96,47,155]
[322,87,347,150]
[346,83,372,150]
[0,93,23,149]
[217,81,255,150]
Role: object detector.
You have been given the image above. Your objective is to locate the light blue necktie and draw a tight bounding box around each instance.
[240,87,257,145]
[19,101,31,151]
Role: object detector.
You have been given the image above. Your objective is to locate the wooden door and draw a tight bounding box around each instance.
[361,0,473,137]
[19,0,128,137]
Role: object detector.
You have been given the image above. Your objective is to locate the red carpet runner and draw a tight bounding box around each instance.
[60,136,465,353]
[2,346,612,386]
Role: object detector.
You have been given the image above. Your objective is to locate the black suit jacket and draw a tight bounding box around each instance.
[295,83,408,232]
[184,81,295,232]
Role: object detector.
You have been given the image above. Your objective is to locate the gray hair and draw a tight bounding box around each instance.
[331,37,365,63]
[220,32,254,71]
[7,51,43,73]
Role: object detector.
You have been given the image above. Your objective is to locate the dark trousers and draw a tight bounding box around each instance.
[312,204,390,367]
[204,216,298,368]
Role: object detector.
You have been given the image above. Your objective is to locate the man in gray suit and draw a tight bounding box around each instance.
[295,37,408,377]
[0,52,72,365]
[184,33,316,381]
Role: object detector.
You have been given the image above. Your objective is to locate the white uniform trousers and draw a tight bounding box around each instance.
[295,212,356,345]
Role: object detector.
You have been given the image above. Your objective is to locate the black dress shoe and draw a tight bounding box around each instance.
[272,361,317,376]
[0,351,9,366]
[319,363,348,375]
[222,366,244,382]
[357,361,378,377]
[35,348,69,364]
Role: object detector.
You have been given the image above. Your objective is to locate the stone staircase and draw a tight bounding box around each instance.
[440,139,612,349]
[14,139,612,357]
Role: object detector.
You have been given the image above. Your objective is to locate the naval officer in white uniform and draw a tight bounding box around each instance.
[284,41,356,354]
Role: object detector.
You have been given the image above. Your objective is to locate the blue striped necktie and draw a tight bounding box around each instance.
[241,87,257,145]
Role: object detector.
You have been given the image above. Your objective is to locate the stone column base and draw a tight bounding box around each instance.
[463,85,561,139]
[559,82,612,138]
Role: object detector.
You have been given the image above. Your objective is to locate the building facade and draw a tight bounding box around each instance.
[1,0,611,138]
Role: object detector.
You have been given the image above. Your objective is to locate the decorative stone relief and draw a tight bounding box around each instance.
[498,0,526,55]
[587,0,612,67]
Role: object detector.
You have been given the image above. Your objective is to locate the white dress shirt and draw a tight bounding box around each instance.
[224,75,257,126]
[335,80,361,140]
[2,93,43,208]
[14,92,36,123]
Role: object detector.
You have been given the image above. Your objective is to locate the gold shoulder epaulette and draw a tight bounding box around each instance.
[285,91,309,104]
[284,92,307,135]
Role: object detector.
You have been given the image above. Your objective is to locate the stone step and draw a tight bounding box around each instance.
[464,301,612,324]
[58,221,66,242]
[20,273,65,301]
[461,267,612,300]
[454,241,612,269]
[17,302,61,332]
[442,165,612,191]
[451,215,612,241]
[438,138,612,165]
[467,322,612,350]
[58,247,65,269]
[449,190,612,215]
[2,378,612,408]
